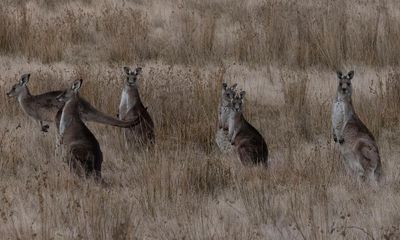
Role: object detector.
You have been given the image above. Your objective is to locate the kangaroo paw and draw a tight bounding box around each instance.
[41,125,50,132]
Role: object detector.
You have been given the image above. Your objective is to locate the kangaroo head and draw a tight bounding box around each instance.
[56,79,83,102]
[336,70,354,98]
[231,90,245,112]
[123,66,142,86]
[221,83,237,107]
[7,73,30,97]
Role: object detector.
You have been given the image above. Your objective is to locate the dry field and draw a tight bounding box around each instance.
[1,0,400,239]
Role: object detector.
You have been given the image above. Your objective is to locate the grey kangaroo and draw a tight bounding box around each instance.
[56,79,103,180]
[7,73,137,132]
[228,90,268,166]
[118,67,155,148]
[215,83,237,153]
[332,70,381,183]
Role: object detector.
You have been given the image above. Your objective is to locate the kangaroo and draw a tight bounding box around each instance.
[332,70,381,183]
[228,91,268,166]
[56,79,102,180]
[118,67,155,148]
[215,83,237,153]
[7,73,137,132]
[218,83,238,130]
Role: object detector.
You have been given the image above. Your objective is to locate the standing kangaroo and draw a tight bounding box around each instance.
[118,67,155,148]
[218,83,238,130]
[228,91,268,166]
[7,73,137,132]
[56,79,103,180]
[332,70,381,183]
[215,83,237,153]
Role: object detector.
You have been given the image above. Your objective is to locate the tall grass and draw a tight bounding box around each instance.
[1,0,400,67]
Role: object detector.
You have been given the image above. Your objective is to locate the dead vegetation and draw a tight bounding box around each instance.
[1,0,400,67]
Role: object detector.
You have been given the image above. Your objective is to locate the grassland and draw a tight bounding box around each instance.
[1,0,400,239]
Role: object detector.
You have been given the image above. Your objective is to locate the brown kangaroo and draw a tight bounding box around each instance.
[118,67,155,148]
[332,70,381,183]
[7,73,137,132]
[228,91,268,166]
[56,79,103,180]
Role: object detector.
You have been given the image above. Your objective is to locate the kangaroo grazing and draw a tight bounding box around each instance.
[332,70,381,183]
[7,73,137,133]
[118,67,155,148]
[56,79,103,179]
[215,83,237,153]
[228,90,268,166]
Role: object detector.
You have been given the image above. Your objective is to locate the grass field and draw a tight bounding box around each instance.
[1,0,400,239]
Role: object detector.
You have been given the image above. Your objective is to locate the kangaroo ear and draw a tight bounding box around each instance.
[222,83,227,90]
[134,67,142,76]
[336,71,343,80]
[347,70,354,80]
[231,83,238,89]
[240,91,246,99]
[71,79,83,92]
[20,73,30,85]
[123,67,131,75]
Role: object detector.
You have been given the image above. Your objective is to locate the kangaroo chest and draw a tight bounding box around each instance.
[119,89,139,119]
[19,99,32,117]
[332,100,345,134]
[220,106,230,128]
[228,112,241,132]
[119,90,129,116]
[59,110,73,137]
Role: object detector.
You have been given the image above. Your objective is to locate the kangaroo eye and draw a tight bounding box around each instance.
[339,83,342,86]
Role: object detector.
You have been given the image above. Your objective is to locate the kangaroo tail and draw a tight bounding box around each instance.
[79,98,139,128]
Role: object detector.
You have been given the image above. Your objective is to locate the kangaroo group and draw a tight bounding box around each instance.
[7,68,381,184]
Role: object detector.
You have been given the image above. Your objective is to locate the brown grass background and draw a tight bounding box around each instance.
[1,0,400,239]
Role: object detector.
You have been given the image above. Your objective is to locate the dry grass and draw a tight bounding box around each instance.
[1,0,400,67]
[1,0,400,239]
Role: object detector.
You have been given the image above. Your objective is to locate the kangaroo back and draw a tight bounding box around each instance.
[68,143,102,179]
[56,79,103,180]
[234,120,268,166]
